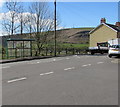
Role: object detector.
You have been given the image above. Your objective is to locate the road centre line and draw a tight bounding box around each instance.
[66,57,70,59]
[7,77,27,83]
[53,59,56,61]
[97,62,104,64]
[82,65,87,67]
[64,67,75,71]
[40,72,54,76]
[82,64,91,67]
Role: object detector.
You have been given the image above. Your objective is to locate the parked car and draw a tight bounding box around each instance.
[108,44,120,58]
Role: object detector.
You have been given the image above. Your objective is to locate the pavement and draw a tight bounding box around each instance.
[0,56,53,64]
[0,54,89,64]
[1,54,119,105]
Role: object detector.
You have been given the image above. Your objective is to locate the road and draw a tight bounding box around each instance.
[2,55,118,105]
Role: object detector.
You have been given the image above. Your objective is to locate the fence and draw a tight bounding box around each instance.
[32,48,88,56]
[2,47,88,59]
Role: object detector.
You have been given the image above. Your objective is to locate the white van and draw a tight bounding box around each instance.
[108,44,120,58]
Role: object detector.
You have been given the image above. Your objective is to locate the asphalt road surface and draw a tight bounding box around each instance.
[2,55,118,105]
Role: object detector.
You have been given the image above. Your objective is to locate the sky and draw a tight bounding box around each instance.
[56,2,118,28]
[0,1,119,36]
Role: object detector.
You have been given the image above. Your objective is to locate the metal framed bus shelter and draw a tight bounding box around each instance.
[6,38,35,58]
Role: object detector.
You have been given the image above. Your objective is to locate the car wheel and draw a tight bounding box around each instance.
[108,54,112,58]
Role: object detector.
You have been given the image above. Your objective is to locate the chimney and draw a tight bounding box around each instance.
[100,18,106,24]
[115,22,120,27]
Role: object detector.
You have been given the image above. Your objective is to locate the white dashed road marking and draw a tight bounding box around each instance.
[7,77,27,83]
[40,72,54,76]
[82,65,88,67]
[97,62,104,64]
[82,64,91,67]
[66,57,70,59]
[64,67,75,71]
[53,59,56,61]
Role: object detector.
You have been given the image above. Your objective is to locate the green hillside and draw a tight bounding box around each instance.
[46,27,94,44]
[1,27,94,47]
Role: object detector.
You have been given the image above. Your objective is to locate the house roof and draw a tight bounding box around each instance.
[89,23,120,34]
[106,23,120,32]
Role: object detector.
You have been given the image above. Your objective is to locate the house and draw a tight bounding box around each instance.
[89,18,120,48]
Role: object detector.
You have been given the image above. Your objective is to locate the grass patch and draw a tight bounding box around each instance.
[57,43,89,49]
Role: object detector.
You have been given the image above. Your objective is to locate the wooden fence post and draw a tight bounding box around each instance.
[72,48,75,55]
[65,48,68,55]
[15,48,17,58]
[46,48,48,56]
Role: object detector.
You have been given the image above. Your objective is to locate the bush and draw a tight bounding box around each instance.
[2,47,6,59]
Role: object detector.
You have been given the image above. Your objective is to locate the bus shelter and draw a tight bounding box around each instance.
[7,38,35,58]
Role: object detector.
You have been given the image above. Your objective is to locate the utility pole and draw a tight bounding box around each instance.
[54,0,57,56]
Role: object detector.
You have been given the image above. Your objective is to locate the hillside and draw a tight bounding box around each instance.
[1,27,94,47]
[54,28,94,44]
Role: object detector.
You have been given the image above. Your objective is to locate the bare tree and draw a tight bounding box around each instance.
[2,0,21,36]
[17,3,31,35]
[18,5,26,35]
[28,2,54,55]
[24,12,33,38]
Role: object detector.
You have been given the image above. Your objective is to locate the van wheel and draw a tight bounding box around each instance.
[108,54,112,58]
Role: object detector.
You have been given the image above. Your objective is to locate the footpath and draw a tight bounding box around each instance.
[0,53,91,64]
[0,56,53,64]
